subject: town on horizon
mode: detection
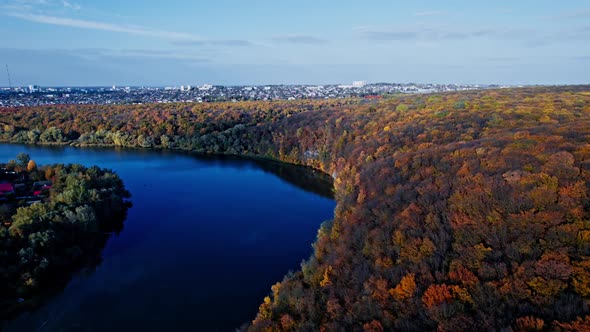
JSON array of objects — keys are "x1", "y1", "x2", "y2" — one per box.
[{"x1": 1, "y1": 81, "x2": 509, "y2": 107}]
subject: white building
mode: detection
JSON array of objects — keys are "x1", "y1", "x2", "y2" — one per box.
[
  {"x1": 352, "y1": 81, "x2": 367, "y2": 88},
  {"x1": 338, "y1": 81, "x2": 367, "y2": 89}
]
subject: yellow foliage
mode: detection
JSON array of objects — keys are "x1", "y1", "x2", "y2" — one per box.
[
  {"x1": 573, "y1": 259, "x2": 590, "y2": 297},
  {"x1": 375, "y1": 256, "x2": 393, "y2": 269},
  {"x1": 419, "y1": 238, "x2": 436, "y2": 257},
  {"x1": 473, "y1": 243, "x2": 492, "y2": 256},
  {"x1": 320, "y1": 265, "x2": 333, "y2": 287},
  {"x1": 526, "y1": 277, "x2": 566, "y2": 298},
  {"x1": 27, "y1": 159, "x2": 37, "y2": 172},
  {"x1": 389, "y1": 273, "x2": 416, "y2": 301},
  {"x1": 578, "y1": 230, "x2": 590, "y2": 245},
  {"x1": 271, "y1": 282, "x2": 281, "y2": 300},
  {"x1": 450, "y1": 285, "x2": 474, "y2": 305},
  {"x1": 357, "y1": 188, "x2": 367, "y2": 204},
  {"x1": 254, "y1": 296, "x2": 274, "y2": 322},
  {"x1": 539, "y1": 115, "x2": 555, "y2": 124}
]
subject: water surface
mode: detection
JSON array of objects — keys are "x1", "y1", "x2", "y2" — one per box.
[{"x1": 0, "y1": 144, "x2": 335, "y2": 331}]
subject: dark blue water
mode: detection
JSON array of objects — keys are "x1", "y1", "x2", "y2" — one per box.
[{"x1": 0, "y1": 144, "x2": 335, "y2": 331}]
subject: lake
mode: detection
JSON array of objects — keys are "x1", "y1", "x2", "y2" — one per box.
[{"x1": 0, "y1": 144, "x2": 335, "y2": 331}]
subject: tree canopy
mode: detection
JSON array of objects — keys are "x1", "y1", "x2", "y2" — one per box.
[
  {"x1": 1, "y1": 86, "x2": 590, "y2": 330},
  {"x1": 0, "y1": 156, "x2": 130, "y2": 320}
]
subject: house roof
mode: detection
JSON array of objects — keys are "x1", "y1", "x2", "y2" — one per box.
[{"x1": 0, "y1": 183, "x2": 14, "y2": 192}]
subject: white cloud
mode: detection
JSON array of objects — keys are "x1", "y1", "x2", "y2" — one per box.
[
  {"x1": 75, "y1": 48, "x2": 212, "y2": 62},
  {"x1": 2, "y1": 0, "x2": 48, "y2": 11},
  {"x1": 3, "y1": 4, "x2": 254, "y2": 47},
  {"x1": 270, "y1": 34, "x2": 329, "y2": 44},
  {"x1": 6, "y1": 12, "x2": 204, "y2": 41},
  {"x1": 62, "y1": 1, "x2": 81, "y2": 10}
]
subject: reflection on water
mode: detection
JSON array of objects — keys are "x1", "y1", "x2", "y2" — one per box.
[{"x1": 0, "y1": 144, "x2": 335, "y2": 332}]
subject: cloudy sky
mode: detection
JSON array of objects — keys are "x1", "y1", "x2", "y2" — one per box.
[{"x1": 1, "y1": 0, "x2": 589, "y2": 86}]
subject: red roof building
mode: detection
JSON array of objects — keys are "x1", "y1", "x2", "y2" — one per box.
[{"x1": 0, "y1": 183, "x2": 14, "y2": 194}]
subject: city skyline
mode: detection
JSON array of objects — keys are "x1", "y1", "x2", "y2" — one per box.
[{"x1": 1, "y1": 0, "x2": 589, "y2": 86}]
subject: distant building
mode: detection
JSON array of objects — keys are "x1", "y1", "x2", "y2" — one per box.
[{"x1": 339, "y1": 81, "x2": 367, "y2": 89}]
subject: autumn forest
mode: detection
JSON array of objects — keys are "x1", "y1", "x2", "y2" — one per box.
[{"x1": 1, "y1": 86, "x2": 590, "y2": 331}]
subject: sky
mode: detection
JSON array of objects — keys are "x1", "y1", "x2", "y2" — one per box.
[{"x1": 0, "y1": 0, "x2": 589, "y2": 86}]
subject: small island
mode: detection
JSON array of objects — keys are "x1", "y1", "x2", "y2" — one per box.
[{"x1": 0, "y1": 153, "x2": 130, "y2": 319}]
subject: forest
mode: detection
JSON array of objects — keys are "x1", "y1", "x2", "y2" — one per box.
[
  {"x1": 0, "y1": 86, "x2": 590, "y2": 330},
  {"x1": 0, "y1": 154, "x2": 130, "y2": 320}
]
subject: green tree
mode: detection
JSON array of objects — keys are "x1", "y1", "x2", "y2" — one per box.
[
  {"x1": 27, "y1": 129, "x2": 41, "y2": 144},
  {"x1": 16, "y1": 153, "x2": 31, "y2": 168},
  {"x1": 396, "y1": 103, "x2": 409, "y2": 112},
  {"x1": 40, "y1": 127, "x2": 64, "y2": 142},
  {"x1": 160, "y1": 134, "x2": 171, "y2": 148}
]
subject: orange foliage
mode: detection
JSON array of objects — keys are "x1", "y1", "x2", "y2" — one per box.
[
  {"x1": 422, "y1": 284, "x2": 453, "y2": 308},
  {"x1": 3, "y1": 87, "x2": 590, "y2": 330},
  {"x1": 515, "y1": 316, "x2": 545, "y2": 331},
  {"x1": 389, "y1": 273, "x2": 416, "y2": 301}
]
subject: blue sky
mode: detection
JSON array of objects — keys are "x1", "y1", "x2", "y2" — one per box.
[{"x1": 1, "y1": 0, "x2": 589, "y2": 86}]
